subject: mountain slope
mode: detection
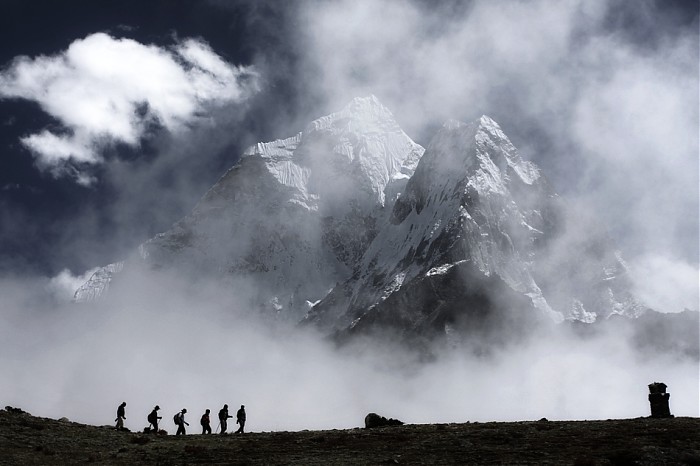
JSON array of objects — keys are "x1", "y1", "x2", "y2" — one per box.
[
  {"x1": 74, "y1": 96, "x2": 645, "y2": 341},
  {"x1": 304, "y1": 116, "x2": 645, "y2": 343},
  {"x1": 75, "y1": 96, "x2": 424, "y2": 320}
]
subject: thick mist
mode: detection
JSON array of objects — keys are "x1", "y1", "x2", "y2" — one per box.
[
  {"x1": 0, "y1": 0, "x2": 697, "y2": 434},
  {"x1": 285, "y1": 0, "x2": 699, "y2": 313},
  {"x1": 1, "y1": 269, "x2": 696, "y2": 433}
]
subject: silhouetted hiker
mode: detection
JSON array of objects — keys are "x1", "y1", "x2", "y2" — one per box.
[
  {"x1": 201, "y1": 409, "x2": 212, "y2": 434},
  {"x1": 115, "y1": 402, "x2": 126, "y2": 431},
  {"x1": 148, "y1": 406, "x2": 161, "y2": 433},
  {"x1": 235, "y1": 405, "x2": 246, "y2": 434},
  {"x1": 174, "y1": 408, "x2": 189, "y2": 435},
  {"x1": 219, "y1": 404, "x2": 232, "y2": 434}
]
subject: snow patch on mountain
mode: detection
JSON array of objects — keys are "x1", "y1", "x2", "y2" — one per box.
[{"x1": 73, "y1": 262, "x2": 124, "y2": 303}]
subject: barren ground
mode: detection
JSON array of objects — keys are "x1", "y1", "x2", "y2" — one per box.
[{"x1": 1, "y1": 409, "x2": 699, "y2": 465}]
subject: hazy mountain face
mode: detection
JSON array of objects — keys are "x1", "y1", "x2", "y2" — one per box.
[{"x1": 75, "y1": 96, "x2": 645, "y2": 344}]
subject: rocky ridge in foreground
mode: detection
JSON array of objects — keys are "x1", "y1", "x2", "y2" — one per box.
[{"x1": 1, "y1": 408, "x2": 699, "y2": 465}]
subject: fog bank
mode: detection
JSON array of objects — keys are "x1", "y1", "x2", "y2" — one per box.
[{"x1": 1, "y1": 270, "x2": 696, "y2": 433}]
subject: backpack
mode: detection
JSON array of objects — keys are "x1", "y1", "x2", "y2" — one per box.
[
  {"x1": 201, "y1": 414, "x2": 208, "y2": 425},
  {"x1": 173, "y1": 413, "x2": 181, "y2": 425},
  {"x1": 148, "y1": 411, "x2": 156, "y2": 424}
]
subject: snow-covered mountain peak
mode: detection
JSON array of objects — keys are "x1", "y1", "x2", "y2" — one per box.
[
  {"x1": 242, "y1": 134, "x2": 302, "y2": 160},
  {"x1": 75, "y1": 98, "x2": 645, "y2": 337},
  {"x1": 88, "y1": 97, "x2": 427, "y2": 319},
  {"x1": 306, "y1": 95, "x2": 399, "y2": 135},
  {"x1": 240, "y1": 95, "x2": 423, "y2": 211},
  {"x1": 224, "y1": 96, "x2": 424, "y2": 215},
  {"x1": 477, "y1": 114, "x2": 501, "y2": 131},
  {"x1": 474, "y1": 115, "x2": 541, "y2": 186},
  {"x1": 241, "y1": 95, "x2": 402, "y2": 160},
  {"x1": 420, "y1": 115, "x2": 541, "y2": 197}
]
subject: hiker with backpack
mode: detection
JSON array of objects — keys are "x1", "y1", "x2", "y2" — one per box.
[
  {"x1": 201, "y1": 409, "x2": 212, "y2": 434},
  {"x1": 235, "y1": 405, "x2": 246, "y2": 434},
  {"x1": 218, "y1": 404, "x2": 232, "y2": 434},
  {"x1": 174, "y1": 408, "x2": 189, "y2": 435},
  {"x1": 147, "y1": 405, "x2": 162, "y2": 433},
  {"x1": 115, "y1": 402, "x2": 126, "y2": 431}
]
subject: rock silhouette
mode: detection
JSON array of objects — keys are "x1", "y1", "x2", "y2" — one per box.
[
  {"x1": 364, "y1": 412, "x2": 403, "y2": 428},
  {"x1": 648, "y1": 382, "x2": 673, "y2": 418}
]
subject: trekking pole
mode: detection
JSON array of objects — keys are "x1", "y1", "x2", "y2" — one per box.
[{"x1": 215, "y1": 421, "x2": 221, "y2": 433}]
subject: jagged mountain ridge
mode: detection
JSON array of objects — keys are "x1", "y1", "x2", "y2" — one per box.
[
  {"x1": 75, "y1": 96, "x2": 424, "y2": 318},
  {"x1": 74, "y1": 96, "x2": 645, "y2": 339},
  {"x1": 304, "y1": 116, "x2": 644, "y2": 342}
]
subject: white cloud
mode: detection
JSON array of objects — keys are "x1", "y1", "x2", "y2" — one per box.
[
  {"x1": 293, "y1": 0, "x2": 698, "y2": 310},
  {"x1": 21, "y1": 130, "x2": 95, "y2": 164},
  {"x1": 299, "y1": 0, "x2": 602, "y2": 137},
  {"x1": 629, "y1": 254, "x2": 699, "y2": 313},
  {"x1": 0, "y1": 33, "x2": 259, "y2": 183},
  {"x1": 1, "y1": 269, "x2": 697, "y2": 430}
]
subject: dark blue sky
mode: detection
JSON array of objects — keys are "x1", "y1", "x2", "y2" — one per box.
[{"x1": 0, "y1": 0, "x2": 697, "y2": 280}]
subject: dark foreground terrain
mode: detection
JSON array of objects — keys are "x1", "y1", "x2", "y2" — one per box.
[{"x1": 1, "y1": 408, "x2": 699, "y2": 465}]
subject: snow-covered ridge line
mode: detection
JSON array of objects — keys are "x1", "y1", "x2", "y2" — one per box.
[
  {"x1": 73, "y1": 96, "x2": 645, "y2": 341},
  {"x1": 307, "y1": 107, "x2": 644, "y2": 336},
  {"x1": 74, "y1": 96, "x2": 425, "y2": 314},
  {"x1": 72, "y1": 262, "x2": 124, "y2": 303}
]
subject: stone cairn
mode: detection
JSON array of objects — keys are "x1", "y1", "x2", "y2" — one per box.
[{"x1": 648, "y1": 382, "x2": 673, "y2": 418}]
